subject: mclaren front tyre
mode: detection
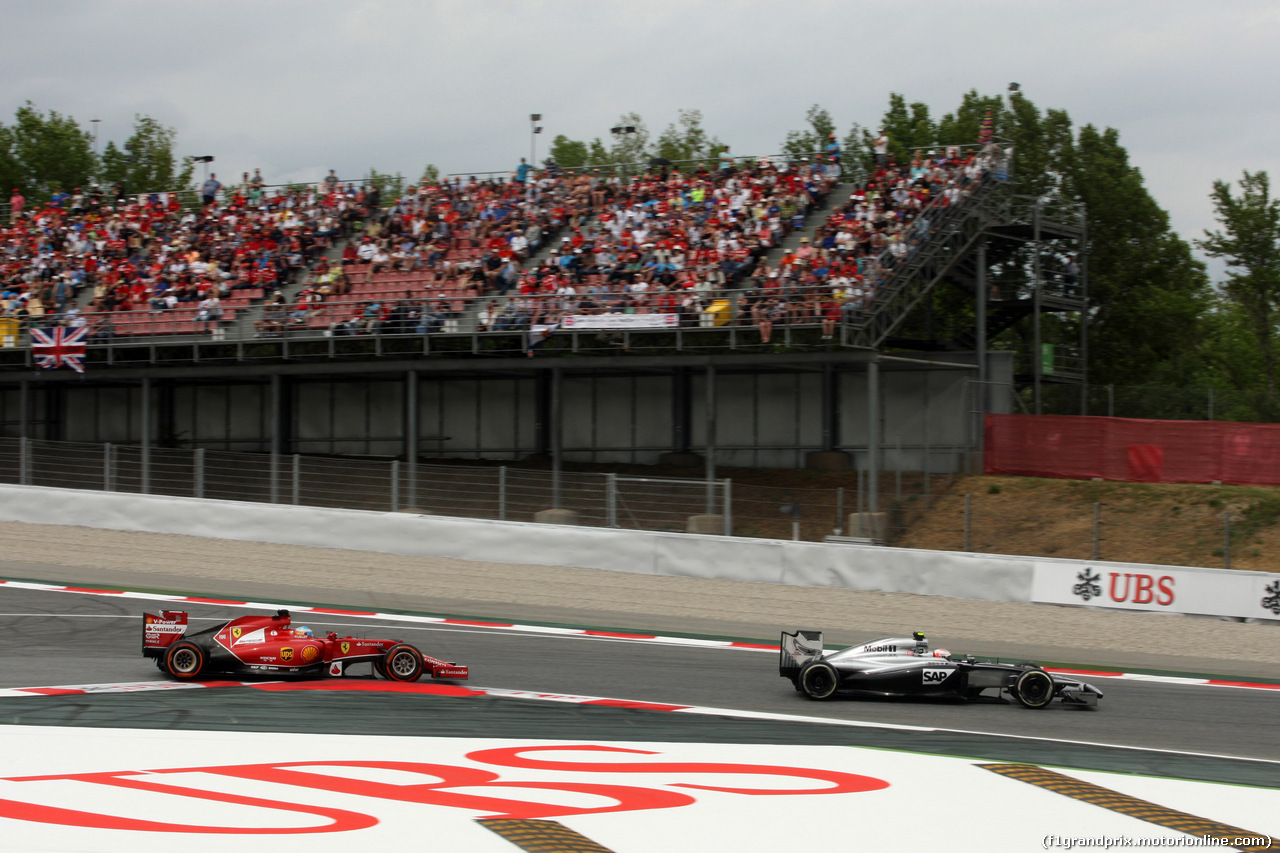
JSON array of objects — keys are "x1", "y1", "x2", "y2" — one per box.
[
  {"x1": 798, "y1": 662, "x2": 840, "y2": 700},
  {"x1": 1012, "y1": 668, "x2": 1055, "y2": 709}
]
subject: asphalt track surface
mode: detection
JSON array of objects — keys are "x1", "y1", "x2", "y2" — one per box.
[{"x1": 2, "y1": 584, "x2": 1278, "y2": 790}]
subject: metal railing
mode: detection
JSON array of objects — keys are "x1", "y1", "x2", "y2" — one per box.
[
  {"x1": 446, "y1": 150, "x2": 859, "y2": 183},
  {"x1": 0, "y1": 284, "x2": 872, "y2": 364}
]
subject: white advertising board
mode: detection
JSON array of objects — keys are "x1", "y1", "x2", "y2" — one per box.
[
  {"x1": 1032, "y1": 561, "x2": 1280, "y2": 620},
  {"x1": 560, "y1": 313, "x2": 678, "y2": 330}
]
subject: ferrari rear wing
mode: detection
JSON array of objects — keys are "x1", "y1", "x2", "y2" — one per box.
[
  {"x1": 779, "y1": 629, "x2": 824, "y2": 679},
  {"x1": 142, "y1": 611, "x2": 188, "y2": 655}
]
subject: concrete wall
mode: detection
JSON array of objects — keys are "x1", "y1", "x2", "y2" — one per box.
[
  {"x1": 0, "y1": 354, "x2": 1010, "y2": 469},
  {"x1": 2, "y1": 483, "x2": 1274, "y2": 622}
]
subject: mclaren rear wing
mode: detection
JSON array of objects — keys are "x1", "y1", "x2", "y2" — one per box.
[{"x1": 779, "y1": 629, "x2": 824, "y2": 679}]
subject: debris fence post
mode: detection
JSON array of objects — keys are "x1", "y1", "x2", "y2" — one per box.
[
  {"x1": 1224, "y1": 512, "x2": 1231, "y2": 570},
  {"x1": 390, "y1": 460, "x2": 400, "y2": 512},
  {"x1": 103, "y1": 442, "x2": 113, "y2": 491},
  {"x1": 963, "y1": 493, "x2": 972, "y2": 552},
  {"x1": 194, "y1": 448, "x2": 205, "y2": 499},
  {"x1": 1091, "y1": 501, "x2": 1101, "y2": 561},
  {"x1": 498, "y1": 466, "x2": 507, "y2": 521},
  {"x1": 722, "y1": 478, "x2": 732, "y2": 536},
  {"x1": 835, "y1": 486, "x2": 844, "y2": 536},
  {"x1": 292, "y1": 454, "x2": 301, "y2": 505},
  {"x1": 605, "y1": 473, "x2": 618, "y2": 528}
]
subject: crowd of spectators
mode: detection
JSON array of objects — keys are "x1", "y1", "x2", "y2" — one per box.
[
  {"x1": 1, "y1": 173, "x2": 373, "y2": 337},
  {"x1": 454, "y1": 143, "x2": 1001, "y2": 341},
  {"x1": 2, "y1": 140, "x2": 1003, "y2": 345},
  {"x1": 319, "y1": 153, "x2": 841, "y2": 337}
]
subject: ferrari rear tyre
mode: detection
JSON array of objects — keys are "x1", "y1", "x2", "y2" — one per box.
[
  {"x1": 165, "y1": 642, "x2": 206, "y2": 680},
  {"x1": 383, "y1": 643, "x2": 424, "y2": 683},
  {"x1": 1013, "y1": 668, "x2": 1054, "y2": 709},
  {"x1": 799, "y1": 662, "x2": 839, "y2": 700}
]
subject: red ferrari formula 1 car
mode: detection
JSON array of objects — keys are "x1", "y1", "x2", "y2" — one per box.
[{"x1": 142, "y1": 609, "x2": 468, "y2": 683}]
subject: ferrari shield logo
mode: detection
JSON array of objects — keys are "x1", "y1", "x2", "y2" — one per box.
[
  {"x1": 340, "y1": 642, "x2": 351, "y2": 655},
  {"x1": 280, "y1": 647, "x2": 294, "y2": 662},
  {"x1": 231, "y1": 626, "x2": 242, "y2": 641}
]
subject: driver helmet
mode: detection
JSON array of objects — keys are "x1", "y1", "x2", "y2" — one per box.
[
  {"x1": 933, "y1": 648, "x2": 951, "y2": 659},
  {"x1": 293, "y1": 626, "x2": 314, "y2": 638}
]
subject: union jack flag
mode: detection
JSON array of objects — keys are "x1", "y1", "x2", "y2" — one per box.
[{"x1": 30, "y1": 326, "x2": 87, "y2": 373}]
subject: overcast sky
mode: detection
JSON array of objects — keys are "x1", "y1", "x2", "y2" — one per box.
[{"x1": 4, "y1": 0, "x2": 1277, "y2": 282}]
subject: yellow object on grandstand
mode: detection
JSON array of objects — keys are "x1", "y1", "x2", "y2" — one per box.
[
  {"x1": 0, "y1": 317, "x2": 18, "y2": 348},
  {"x1": 703, "y1": 299, "x2": 731, "y2": 327}
]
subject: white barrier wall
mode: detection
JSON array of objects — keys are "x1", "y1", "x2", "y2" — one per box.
[{"x1": 0, "y1": 484, "x2": 1275, "y2": 621}]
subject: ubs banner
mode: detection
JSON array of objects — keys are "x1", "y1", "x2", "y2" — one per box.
[{"x1": 1032, "y1": 561, "x2": 1280, "y2": 621}]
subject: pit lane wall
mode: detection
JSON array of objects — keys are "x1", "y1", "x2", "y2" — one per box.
[{"x1": 1, "y1": 484, "x2": 1277, "y2": 622}]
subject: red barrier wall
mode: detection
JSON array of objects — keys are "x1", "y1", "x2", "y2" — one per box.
[{"x1": 984, "y1": 414, "x2": 1280, "y2": 486}]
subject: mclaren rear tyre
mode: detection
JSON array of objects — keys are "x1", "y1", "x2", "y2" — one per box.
[
  {"x1": 1012, "y1": 668, "x2": 1055, "y2": 709},
  {"x1": 799, "y1": 662, "x2": 840, "y2": 700},
  {"x1": 383, "y1": 643, "x2": 425, "y2": 683},
  {"x1": 165, "y1": 642, "x2": 206, "y2": 681}
]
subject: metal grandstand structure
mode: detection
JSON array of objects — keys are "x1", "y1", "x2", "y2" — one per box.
[{"x1": 0, "y1": 145, "x2": 1082, "y2": 496}]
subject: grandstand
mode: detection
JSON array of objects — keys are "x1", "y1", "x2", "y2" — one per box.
[{"x1": 0, "y1": 141, "x2": 1083, "y2": 532}]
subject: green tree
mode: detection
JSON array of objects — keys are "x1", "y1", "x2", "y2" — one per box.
[
  {"x1": 886, "y1": 90, "x2": 1213, "y2": 398},
  {"x1": 841, "y1": 122, "x2": 873, "y2": 174},
  {"x1": 365, "y1": 168, "x2": 405, "y2": 201},
  {"x1": 1197, "y1": 171, "x2": 1280, "y2": 412},
  {"x1": 781, "y1": 104, "x2": 836, "y2": 160},
  {"x1": 548, "y1": 134, "x2": 589, "y2": 168},
  {"x1": 607, "y1": 112, "x2": 650, "y2": 166},
  {"x1": 99, "y1": 115, "x2": 192, "y2": 195},
  {"x1": 654, "y1": 109, "x2": 721, "y2": 165},
  {"x1": 877, "y1": 94, "x2": 938, "y2": 164},
  {"x1": 420, "y1": 163, "x2": 441, "y2": 185},
  {"x1": 936, "y1": 90, "x2": 1005, "y2": 149},
  {"x1": 0, "y1": 124, "x2": 21, "y2": 200},
  {"x1": 586, "y1": 137, "x2": 610, "y2": 167},
  {"x1": 7, "y1": 102, "x2": 95, "y2": 199}
]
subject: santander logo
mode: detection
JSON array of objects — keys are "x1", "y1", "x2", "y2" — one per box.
[{"x1": 1106, "y1": 572, "x2": 1175, "y2": 606}]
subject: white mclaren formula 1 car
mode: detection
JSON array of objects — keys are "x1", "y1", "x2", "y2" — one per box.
[{"x1": 780, "y1": 630, "x2": 1103, "y2": 708}]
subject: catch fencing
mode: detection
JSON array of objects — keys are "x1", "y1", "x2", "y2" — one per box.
[{"x1": 0, "y1": 434, "x2": 1261, "y2": 571}]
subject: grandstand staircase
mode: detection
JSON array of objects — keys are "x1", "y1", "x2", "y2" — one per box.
[{"x1": 840, "y1": 173, "x2": 1013, "y2": 350}]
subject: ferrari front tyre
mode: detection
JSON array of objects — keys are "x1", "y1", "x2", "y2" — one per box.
[
  {"x1": 1013, "y1": 668, "x2": 1054, "y2": 709},
  {"x1": 799, "y1": 662, "x2": 839, "y2": 700},
  {"x1": 373, "y1": 659, "x2": 389, "y2": 679},
  {"x1": 383, "y1": 643, "x2": 424, "y2": 683},
  {"x1": 165, "y1": 642, "x2": 206, "y2": 680}
]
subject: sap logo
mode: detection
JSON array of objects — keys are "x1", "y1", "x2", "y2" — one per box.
[
  {"x1": 922, "y1": 668, "x2": 950, "y2": 684},
  {"x1": 1107, "y1": 573, "x2": 1175, "y2": 606}
]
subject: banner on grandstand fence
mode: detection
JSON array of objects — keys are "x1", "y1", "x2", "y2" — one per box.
[
  {"x1": 30, "y1": 326, "x2": 87, "y2": 373},
  {"x1": 560, "y1": 313, "x2": 678, "y2": 330},
  {"x1": 527, "y1": 323, "x2": 558, "y2": 353}
]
